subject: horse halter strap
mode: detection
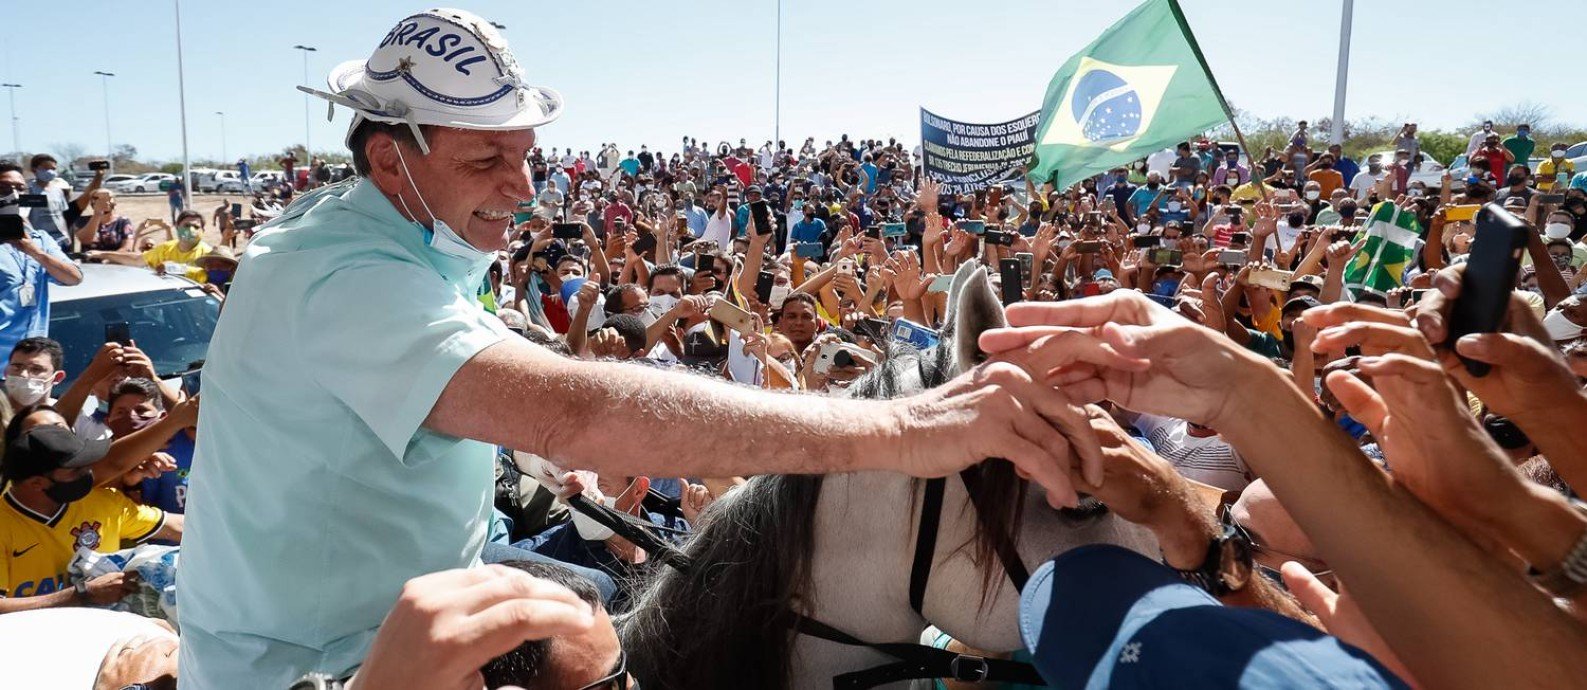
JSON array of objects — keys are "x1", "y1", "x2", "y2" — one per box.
[{"x1": 910, "y1": 469, "x2": 1032, "y2": 616}]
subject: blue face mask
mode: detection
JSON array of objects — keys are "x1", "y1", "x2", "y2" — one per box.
[
  {"x1": 206, "y1": 269, "x2": 233, "y2": 285},
  {"x1": 33, "y1": 169, "x2": 56, "y2": 184},
  {"x1": 391, "y1": 144, "x2": 494, "y2": 273},
  {"x1": 1152, "y1": 279, "x2": 1179, "y2": 297}
]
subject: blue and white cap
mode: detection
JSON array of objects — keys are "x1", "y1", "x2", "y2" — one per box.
[{"x1": 300, "y1": 8, "x2": 562, "y2": 155}]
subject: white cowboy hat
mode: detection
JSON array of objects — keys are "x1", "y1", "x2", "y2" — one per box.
[{"x1": 299, "y1": 8, "x2": 562, "y2": 155}]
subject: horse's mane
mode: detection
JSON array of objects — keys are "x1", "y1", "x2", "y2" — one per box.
[{"x1": 619, "y1": 263, "x2": 1040, "y2": 690}]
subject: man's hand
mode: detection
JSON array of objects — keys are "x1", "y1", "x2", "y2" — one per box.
[
  {"x1": 680, "y1": 482, "x2": 715, "y2": 523},
  {"x1": 123, "y1": 452, "x2": 178, "y2": 486},
  {"x1": 82, "y1": 571, "x2": 138, "y2": 606},
  {"x1": 889, "y1": 251, "x2": 930, "y2": 301},
  {"x1": 981, "y1": 291, "x2": 1258, "y2": 429},
  {"x1": 116, "y1": 344, "x2": 160, "y2": 382},
  {"x1": 1074, "y1": 407, "x2": 1211, "y2": 568},
  {"x1": 1280, "y1": 564, "x2": 1415, "y2": 686},
  {"x1": 350, "y1": 567, "x2": 595, "y2": 690},
  {"x1": 587, "y1": 328, "x2": 627, "y2": 359},
  {"x1": 93, "y1": 634, "x2": 178, "y2": 690}
]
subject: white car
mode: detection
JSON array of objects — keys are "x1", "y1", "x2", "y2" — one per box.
[
  {"x1": 48, "y1": 264, "x2": 219, "y2": 394},
  {"x1": 106, "y1": 173, "x2": 176, "y2": 194},
  {"x1": 1365, "y1": 150, "x2": 1447, "y2": 189},
  {"x1": 211, "y1": 170, "x2": 249, "y2": 193}
]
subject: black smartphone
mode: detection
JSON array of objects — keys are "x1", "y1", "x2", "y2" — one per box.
[
  {"x1": 755, "y1": 270, "x2": 775, "y2": 304},
  {"x1": 1131, "y1": 235, "x2": 1161, "y2": 248},
  {"x1": 0, "y1": 215, "x2": 23, "y2": 241},
  {"x1": 1230, "y1": 232, "x2": 1252, "y2": 245},
  {"x1": 18, "y1": 194, "x2": 48, "y2": 208},
  {"x1": 865, "y1": 225, "x2": 882, "y2": 240},
  {"x1": 1540, "y1": 193, "x2": 1566, "y2": 205},
  {"x1": 856, "y1": 317, "x2": 891, "y2": 345},
  {"x1": 749, "y1": 199, "x2": 773, "y2": 236},
  {"x1": 983, "y1": 229, "x2": 1015, "y2": 246},
  {"x1": 1149, "y1": 248, "x2": 1184, "y2": 266},
  {"x1": 230, "y1": 203, "x2": 242, "y2": 219},
  {"x1": 105, "y1": 321, "x2": 132, "y2": 346},
  {"x1": 999, "y1": 258, "x2": 1023, "y2": 305},
  {"x1": 552, "y1": 222, "x2": 583, "y2": 240},
  {"x1": 1447, "y1": 203, "x2": 1529, "y2": 377},
  {"x1": 88, "y1": 160, "x2": 110, "y2": 172},
  {"x1": 631, "y1": 232, "x2": 657, "y2": 255}
]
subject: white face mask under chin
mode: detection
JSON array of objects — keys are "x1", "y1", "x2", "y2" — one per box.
[{"x1": 391, "y1": 144, "x2": 493, "y2": 264}]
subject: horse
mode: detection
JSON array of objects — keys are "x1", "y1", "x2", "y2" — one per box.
[{"x1": 619, "y1": 262, "x2": 1160, "y2": 690}]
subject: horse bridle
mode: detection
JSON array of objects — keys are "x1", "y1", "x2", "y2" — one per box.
[{"x1": 568, "y1": 468, "x2": 1049, "y2": 689}]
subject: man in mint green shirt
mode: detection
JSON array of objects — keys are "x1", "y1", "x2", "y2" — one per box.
[
  {"x1": 1502, "y1": 125, "x2": 1536, "y2": 169},
  {"x1": 178, "y1": 10, "x2": 1108, "y2": 689}
]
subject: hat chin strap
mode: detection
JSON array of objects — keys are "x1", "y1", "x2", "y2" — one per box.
[{"x1": 299, "y1": 85, "x2": 432, "y2": 155}]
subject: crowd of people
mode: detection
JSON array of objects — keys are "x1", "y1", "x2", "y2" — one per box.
[{"x1": 2, "y1": 7, "x2": 1586, "y2": 688}]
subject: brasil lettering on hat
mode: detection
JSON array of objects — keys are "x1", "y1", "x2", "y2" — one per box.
[{"x1": 377, "y1": 20, "x2": 487, "y2": 75}]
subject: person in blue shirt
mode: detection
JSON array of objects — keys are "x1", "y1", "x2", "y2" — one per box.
[
  {"x1": 680, "y1": 194, "x2": 709, "y2": 238},
  {"x1": 790, "y1": 205, "x2": 827, "y2": 245},
  {"x1": 0, "y1": 163, "x2": 84, "y2": 359},
  {"x1": 860, "y1": 155, "x2": 879, "y2": 195},
  {"x1": 1328, "y1": 144, "x2": 1359, "y2": 190},
  {"x1": 733, "y1": 185, "x2": 764, "y2": 237},
  {"x1": 97, "y1": 378, "x2": 197, "y2": 517},
  {"x1": 618, "y1": 151, "x2": 640, "y2": 177},
  {"x1": 1126, "y1": 171, "x2": 1170, "y2": 221}
]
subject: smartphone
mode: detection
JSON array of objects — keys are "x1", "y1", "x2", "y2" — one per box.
[
  {"x1": 959, "y1": 220, "x2": 986, "y2": 235},
  {"x1": 1148, "y1": 248, "x2": 1183, "y2": 266},
  {"x1": 1449, "y1": 179, "x2": 1468, "y2": 193},
  {"x1": 1131, "y1": 235, "x2": 1161, "y2": 248},
  {"x1": 1447, "y1": 204, "x2": 1529, "y2": 377},
  {"x1": 230, "y1": 203, "x2": 243, "y2": 219},
  {"x1": 795, "y1": 242, "x2": 824, "y2": 259},
  {"x1": 1218, "y1": 249, "x2": 1246, "y2": 267},
  {"x1": 983, "y1": 229, "x2": 1015, "y2": 246},
  {"x1": 552, "y1": 222, "x2": 583, "y2": 240},
  {"x1": 754, "y1": 270, "x2": 775, "y2": 304},
  {"x1": 1330, "y1": 228, "x2": 1356, "y2": 242},
  {"x1": 88, "y1": 160, "x2": 110, "y2": 172},
  {"x1": 105, "y1": 321, "x2": 132, "y2": 346},
  {"x1": 1230, "y1": 232, "x2": 1252, "y2": 246},
  {"x1": 1445, "y1": 205, "x2": 1480, "y2": 222},
  {"x1": 708, "y1": 299, "x2": 757, "y2": 336},
  {"x1": 813, "y1": 342, "x2": 874, "y2": 375},
  {"x1": 999, "y1": 258, "x2": 1023, "y2": 305},
  {"x1": 1015, "y1": 251, "x2": 1034, "y2": 284},
  {"x1": 927, "y1": 274, "x2": 954, "y2": 293},
  {"x1": 1084, "y1": 211, "x2": 1103, "y2": 225},
  {"x1": 1408, "y1": 289, "x2": 1429, "y2": 304},
  {"x1": 881, "y1": 222, "x2": 907, "y2": 239},
  {"x1": 749, "y1": 199, "x2": 773, "y2": 236},
  {"x1": 18, "y1": 194, "x2": 48, "y2": 208},
  {"x1": 0, "y1": 215, "x2": 23, "y2": 241},
  {"x1": 864, "y1": 225, "x2": 882, "y2": 240},
  {"x1": 891, "y1": 318, "x2": 941, "y2": 350},
  {"x1": 1539, "y1": 193, "x2": 1566, "y2": 205},
  {"x1": 1075, "y1": 240, "x2": 1105, "y2": 254},
  {"x1": 631, "y1": 232, "x2": 657, "y2": 255},
  {"x1": 1248, "y1": 268, "x2": 1295, "y2": 291}
]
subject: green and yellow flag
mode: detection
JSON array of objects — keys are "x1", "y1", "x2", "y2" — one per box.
[
  {"x1": 1028, "y1": 0, "x2": 1230, "y2": 190},
  {"x1": 1344, "y1": 202, "x2": 1422, "y2": 296}
]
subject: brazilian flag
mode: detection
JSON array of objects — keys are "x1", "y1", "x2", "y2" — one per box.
[{"x1": 1028, "y1": 0, "x2": 1230, "y2": 190}]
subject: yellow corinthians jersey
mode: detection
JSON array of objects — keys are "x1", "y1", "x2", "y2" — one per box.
[{"x1": 0, "y1": 487, "x2": 165, "y2": 598}]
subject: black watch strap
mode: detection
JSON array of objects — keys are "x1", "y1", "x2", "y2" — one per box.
[
  {"x1": 1171, "y1": 524, "x2": 1252, "y2": 596},
  {"x1": 288, "y1": 672, "x2": 344, "y2": 690}
]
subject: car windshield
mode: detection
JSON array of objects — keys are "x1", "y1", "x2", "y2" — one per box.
[{"x1": 49, "y1": 287, "x2": 220, "y2": 392}]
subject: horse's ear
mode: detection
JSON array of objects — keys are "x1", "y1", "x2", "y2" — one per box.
[{"x1": 947, "y1": 262, "x2": 1006, "y2": 375}]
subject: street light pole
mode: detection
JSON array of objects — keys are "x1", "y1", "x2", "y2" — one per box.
[
  {"x1": 1, "y1": 83, "x2": 19, "y2": 160},
  {"x1": 216, "y1": 111, "x2": 227, "y2": 164},
  {"x1": 1330, "y1": 0, "x2": 1354, "y2": 145},
  {"x1": 174, "y1": 0, "x2": 192, "y2": 206},
  {"x1": 774, "y1": 0, "x2": 781, "y2": 151},
  {"x1": 93, "y1": 71, "x2": 115, "y2": 173},
  {"x1": 294, "y1": 45, "x2": 317, "y2": 171}
]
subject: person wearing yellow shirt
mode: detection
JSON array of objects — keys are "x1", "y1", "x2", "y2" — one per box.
[
  {"x1": 84, "y1": 209, "x2": 214, "y2": 283},
  {"x1": 0, "y1": 411, "x2": 181, "y2": 614},
  {"x1": 1539, "y1": 143, "x2": 1577, "y2": 191}
]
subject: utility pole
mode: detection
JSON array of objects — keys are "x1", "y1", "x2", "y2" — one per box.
[
  {"x1": 93, "y1": 71, "x2": 115, "y2": 173},
  {"x1": 1330, "y1": 0, "x2": 1355, "y2": 145},
  {"x1": 294, "y1": 45, "x2": 317, "y2": 169}
]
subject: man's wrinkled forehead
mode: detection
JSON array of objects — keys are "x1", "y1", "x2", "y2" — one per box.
[{"x1": 423, "y1": 126, "x2": 537, "y2": 158}]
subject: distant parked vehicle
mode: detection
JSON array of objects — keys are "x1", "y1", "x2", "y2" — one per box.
[{"x1": 107, "y1": 173, "x2": 175, "y2": 194}]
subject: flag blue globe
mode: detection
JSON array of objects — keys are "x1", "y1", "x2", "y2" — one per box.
[{"x1": 1069, "y1": 69, "x2": 1143, "y2": 143}]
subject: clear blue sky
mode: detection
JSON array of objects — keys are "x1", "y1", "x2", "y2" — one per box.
[{"x1": 4, "y1": 0, "x2": 1581, "y2": 164}]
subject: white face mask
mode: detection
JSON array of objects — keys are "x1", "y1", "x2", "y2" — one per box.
[
  {"x1": 1554, "y1": 150, "x2": 1566, "y2": 159},
  {"x1": 647, "y1": 293, "x2": 680, "y2": 320},
  {"x1": 1545, "y1": 222, "x2": 1573, "y2": 240},
  {"x1": 769, "y1": 283, "x2": 791, "y2": 309},
  {"x1": 1305, "y1": 190, "x2": 1321, "y2": 201},
  {"x1": 1544, "y1": 309, "x2": 1584, "y2": 342},
  {"x1": 392, "y1": 144, "x2": 493, "y2": 266},
  {"x1": 5, "y1": 375, "x2": 51, "y2": 406},
  {"x1": 1136, "y1": 222, "x2": 1151, "y2": 234},
  {"x1": 1166, "y1": 201, "x2": 1182, "y2": 212}
]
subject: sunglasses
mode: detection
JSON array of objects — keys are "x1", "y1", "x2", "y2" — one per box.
[{"x1": 577, "y1": 650, "x2": 634, "y2": 690}]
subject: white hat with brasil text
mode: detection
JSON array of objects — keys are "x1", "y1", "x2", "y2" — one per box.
[{"x1": 299, "y1": 8, "x2": 562, "y2": 154}]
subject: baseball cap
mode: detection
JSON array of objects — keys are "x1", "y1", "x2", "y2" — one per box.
[
  {"x1": 745, "y1": 185, "x2": 764, "y2": 195},
  {"x1": 2, "y1": 425, "x2": 110, "y2": 482},
  {"x1": 1289, "y1": 274, "x2": 1325, "y2": 294},
  {"x1": 1093, "y1": 268, "x2": 1116, "y2": 282},
  {"x1": 1284, "y1": 294, "x2": 1323, "y2": 314},
  {"x1": 300, "y1": 8, "x2": 563, "y2": 155},
  {"x1": 1019, "y1": 545, "x2": 1409, "y2": 689}
]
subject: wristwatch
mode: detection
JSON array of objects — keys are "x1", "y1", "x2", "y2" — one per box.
[
  {"x1": 1530, "y1": 499, "x2": 1587, "y2": 598},
  {"x1": 73, "y1": 580, "x2": 89, "y2": 602},
  {"x1": 1172, "y1": 522, "x2": 1254, "y2": 596},
  {"x1": 288, "y1": 673, "x2": 346, "y2": 690}
]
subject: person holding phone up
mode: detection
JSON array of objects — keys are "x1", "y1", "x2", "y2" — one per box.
[{"x1": 0, "y1": 163, "x2": 83, "y2": 360}]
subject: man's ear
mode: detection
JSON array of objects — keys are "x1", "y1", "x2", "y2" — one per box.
[
  {"x1": 50, "y1": 371, "x2": 65, "y2": 386},
  {"x1": 365, "y1": 133, "x2": 405, "y2": 193}
]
